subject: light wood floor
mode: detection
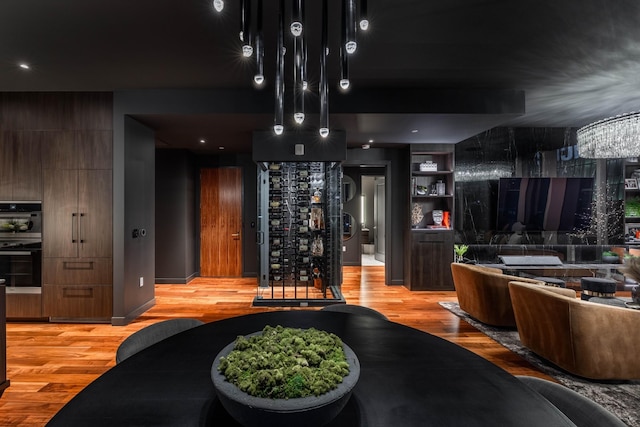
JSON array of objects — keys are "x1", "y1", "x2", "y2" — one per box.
[{"x1": 1, "y1": 266, "x2": 552, "y2": 426}]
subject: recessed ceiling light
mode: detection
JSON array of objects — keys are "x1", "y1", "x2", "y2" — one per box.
[
  {"x1": 199, "y1": 139, "x2": 206, "y2": 144},
  {"x1": 18, "y1": 63, "x2": 30, "y2": 70},
  {"x1": 411, "y1": 129, "x2": 419, "y2": 133},
  {"x1": 368, "y1": 139, "x2": 374, "y2": 143},
  {"x1": 218, "y1": 146, "x2": 225, "y2": 150}
]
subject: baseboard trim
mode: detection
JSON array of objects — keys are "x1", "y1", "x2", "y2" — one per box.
[{"x1": 111, "y1": 297, "x2": 156, "y2": 326}]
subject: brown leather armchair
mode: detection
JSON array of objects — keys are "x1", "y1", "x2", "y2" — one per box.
[
  {"x1": 450, "y1": 263, "x2": 545, "y2": 327},
  {"x1": 509, "y1": 281, "x2": 640, "y2": 380}
]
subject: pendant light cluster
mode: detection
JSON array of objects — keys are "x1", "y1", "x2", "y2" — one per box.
[{"x1": 213, "y1": 0, "x2": 369, "y2": 138}]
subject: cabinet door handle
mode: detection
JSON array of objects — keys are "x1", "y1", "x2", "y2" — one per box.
[
  {"x1": 79, "y1": 213, "x2": 85, "y2": 243},
  {"x1": 71, "y1": 213, "x2": 77, "y2": 243},
  {"x1": 231, "y1": 232, "x2": 240, "y2": 239}
]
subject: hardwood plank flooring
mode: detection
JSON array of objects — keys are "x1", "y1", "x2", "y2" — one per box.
[{"x1": 1, "y1": 266, "x2": 552, "y2": 426}]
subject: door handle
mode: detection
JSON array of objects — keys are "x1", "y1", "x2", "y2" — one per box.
[
  {"x1": 79, "y1": 213, "x2": 85, "y2": 243},
  {"x1": 231, "y1": 232, "x2": 240, "y2": 239},
  {"x1": 71, "y1": 213, "x2": 77, "y2": 243}
]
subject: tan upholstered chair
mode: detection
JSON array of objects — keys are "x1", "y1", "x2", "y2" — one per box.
[
  {"x1": 509, "y1": 281, "x2": 640, "y2": 380},
  {"x1": 450, "y1": 263, "x2": 545, "y2": 327}
]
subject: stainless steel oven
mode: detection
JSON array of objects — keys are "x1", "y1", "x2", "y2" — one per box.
[{"x1": 0, "y1": 202, "x2": 42, "y2": 293}]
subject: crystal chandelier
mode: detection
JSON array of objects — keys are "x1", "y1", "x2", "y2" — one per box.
[
  {"x1": 576, "y1": 112, "x2": 640, "y2": 158},
  {"x1": 212, "y1": 0, "x2": 369, "y2": 138}
]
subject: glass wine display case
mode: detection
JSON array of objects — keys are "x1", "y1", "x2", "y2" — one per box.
[{"x1": 255, "y1": 161, "x2": 344, "y2": 306}]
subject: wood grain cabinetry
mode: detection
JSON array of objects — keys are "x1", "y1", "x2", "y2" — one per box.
[
  {"x1": 407, "y1": 146, "x2": 455, "y2": 290},
  {"x1": 0, "y1": 131, "x2": 43, "y2": 201},
  {"x1": 409, "y1": 231, "x2": 454, "y2": 290},
  {"x1": 42, "y1": 131, "x2": 112, "y2": 322}
]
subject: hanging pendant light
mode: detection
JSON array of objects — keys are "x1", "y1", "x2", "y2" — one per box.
[
  {"x1": 319, "y1": 0, "x2": 329, "y2": 138},
  {"x1": 344, "y1": 0, "x2": 357, "y2": 54},
  {"x1": 274, "y1": 0, "x2": 285, "y2": 135},
  {"x1": 240, "y1": 0, "x2": 253, "y2": 57},
  {"x1": 213, "y1": 0, "x2": 370, "y2": 137},
  {"x1": 577, "y1": 112, "x2": 640, "y2": 158},
  {"x1": 359, "y1": 0, "x2": 369, "y2": 30},
  {"x1": 254, "y1": 0, "x2": 264, "y2": 85},
  {"x1": 293, "y1": 0, "x2": 305, "y2": 124}
]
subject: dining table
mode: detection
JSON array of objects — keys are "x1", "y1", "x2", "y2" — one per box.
[{"x1": 46, "y1": 310, "x2": 575, "y2": 426}]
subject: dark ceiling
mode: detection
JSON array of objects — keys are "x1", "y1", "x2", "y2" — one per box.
[{"x1": 2, "y1": 0, "x2": 639, "y2": 153}]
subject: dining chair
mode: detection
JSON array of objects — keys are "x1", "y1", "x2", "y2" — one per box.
[
  {"x1": 116, "y1": 318, "x2": 204, "y2": 363},
  {"x1": 516, "y1": 376, "x2": 627, "y2": 427}
]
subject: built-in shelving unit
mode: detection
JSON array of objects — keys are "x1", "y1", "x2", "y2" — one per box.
[
  {"x1": 406, "y1": 146, "x2": 455, "y2": 290},
  {"x1": 624, "y1": 159, "x2": 640, "y2": 243}
]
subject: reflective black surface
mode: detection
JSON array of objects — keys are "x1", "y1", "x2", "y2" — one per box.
[{"x1": 47, "y1": 311, "x2": 574, "y2": 427}]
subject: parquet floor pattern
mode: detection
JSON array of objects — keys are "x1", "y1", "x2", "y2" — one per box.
[{"x1": 1, "y1": 266, "x2": 550, "y2": 426}]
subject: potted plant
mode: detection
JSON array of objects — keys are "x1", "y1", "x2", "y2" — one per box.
[
  {"x1": 602, "y1": 250, "x2": 620, "y2": 263},
  {"x1": 454, "y1": 244, "x2": 469, "y2": 263},
  {"x1": 212, "y1": 325, "x2": 360, "y2": 427}
]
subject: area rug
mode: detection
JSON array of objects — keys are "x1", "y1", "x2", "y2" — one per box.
[{"x1": 439, "y1": 301, "x2": 639, "y2": 427}]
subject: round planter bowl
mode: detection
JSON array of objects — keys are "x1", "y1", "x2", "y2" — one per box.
[
  {"x1": 602, "y1": 255, "x2": 619, "y2": 264},
  {"x1": 211, "y1": 335, "x2": 360, "y2": 427}
]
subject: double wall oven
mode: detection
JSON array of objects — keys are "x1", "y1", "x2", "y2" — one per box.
[{"x1": 0, "y1": 202, "x2": 42, "y2": 294}]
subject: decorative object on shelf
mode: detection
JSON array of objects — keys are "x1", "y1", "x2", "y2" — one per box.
[
  {"x1": 436, "y1": 180, "x2": 445, "y2": 195},
  {"x1": 311, "y1": 235, "x2": 324, "y2": 256},
  {"x1": 577, "y1": 111, "x2": 640, "y2": 158},
  {"x1": 416, "y1": 185, "x2": 428, "y2": 195},
  {"x1": 626, "y1": 197, "x2": 640, "y2": 217},
  {"x1": 419, "y1": 161, "x2": 437, "y2": 172},
  {"x1": 432, "y1": 210, "x2": 443, "y2": 226},
  {"x1": 625, "y1": 178, "x2": 638, "y2": 190},
  {"x1": 212, "y1": 0, "x2": 370, "y2": 138},
  {"x1": 212, "y1": 325, "x2": 360, "y2": 427},
  {"x1": 453, "y1": 244, "x2": 468, "y2": 263},
  {"x1": 443, "y1": 211, "x2": 450, "y2": 228},
  {"x1": 411, "y1": 203, "x2": 424, "y2": 228}
]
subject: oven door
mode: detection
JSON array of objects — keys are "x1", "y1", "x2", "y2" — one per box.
[{"x1": 0, "y1": 249, "x2": 42, "y2": 293}]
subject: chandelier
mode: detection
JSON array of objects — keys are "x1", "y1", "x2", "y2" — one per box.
[
  {"x1": 212, "y1": 0, "x2": 369, "y2": 138},
  {"x1": 576, "y1": 112, "x2": 640, "y2": 158}
]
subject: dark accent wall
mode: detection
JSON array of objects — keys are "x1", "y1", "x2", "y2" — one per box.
[
  {"x1": 125, "y1": 117, "x2": 156, "y2": 313},
  {"x1": 156, "y1": 149, "x2": 196, "y2": 283}
]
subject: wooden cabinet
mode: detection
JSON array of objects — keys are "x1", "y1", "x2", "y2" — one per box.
[
  {"x1": 406, "y1": 146, "x2": 455, "y2": 290},
  {"x1": 42, "y1": 131, "x2": 112, "y2": 322},
  {"x1": 0, "y1": 131, "x2": 43, "y2": 201},
  {"x1": 409, "y1": 231, "x2": 454, "y2": 290}
]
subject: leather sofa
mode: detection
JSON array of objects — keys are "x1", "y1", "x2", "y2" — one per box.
[
  {"x1": 508, "y1": 281, "x2": 640, "y2": 380},
  {"x1": 450, "y1": 263, "x2": 546, "y2": 327}
]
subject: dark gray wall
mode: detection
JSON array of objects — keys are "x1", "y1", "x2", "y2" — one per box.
[
  {"x1": 112, "y1": 116, "x2": 156, "y2": 325},
  {"x1": 155, "y1": 149, "x2": 196, "y2": 283}
]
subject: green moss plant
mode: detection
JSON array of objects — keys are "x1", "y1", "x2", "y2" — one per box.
[{"x1": 218, "y1": 325, "x2": 350, "y2": 399}]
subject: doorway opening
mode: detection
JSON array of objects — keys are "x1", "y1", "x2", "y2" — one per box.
[{"x1": 360, "y1": 175, "x2": 385, "y2": 266}]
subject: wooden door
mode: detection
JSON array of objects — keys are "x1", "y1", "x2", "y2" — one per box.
[{"x1": 200, "y1": 168, "x2": 243, "y2": 276}]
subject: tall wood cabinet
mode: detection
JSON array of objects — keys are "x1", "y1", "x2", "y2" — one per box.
[
  {"x1": 0, "y1": 131, "x2": 43, "y2": 201},
  {"x1": 406, "y1": 146, "x2": 455, "y2": 290},
  {"x1": 42, "y1": 131, "x2": 112, "y2": 321}
]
